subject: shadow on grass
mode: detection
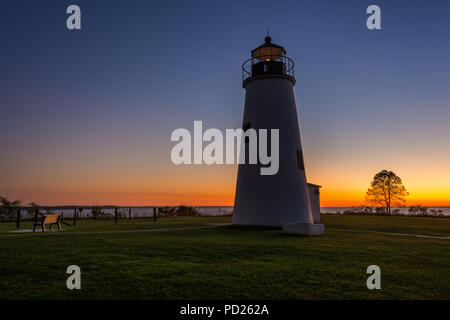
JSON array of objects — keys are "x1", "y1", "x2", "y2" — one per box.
[
  {"x1": 221, "y1": 225, "x2": 281, "y2": 231},
  {"x1": 273, "y1": 232, "x2": 315, "y2": 238}
]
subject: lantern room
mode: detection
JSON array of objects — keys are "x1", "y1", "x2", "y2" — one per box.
[
  {"x1": 242, "y1": 36, "x2": 295, "y2": 87},
  {"x1": 251, "y1": 36, "x2": 286, "y2": 60}
]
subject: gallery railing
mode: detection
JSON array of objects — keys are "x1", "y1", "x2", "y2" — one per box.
[{"x1": 242, "y1": 55, "x2": 295, "y2": 82}]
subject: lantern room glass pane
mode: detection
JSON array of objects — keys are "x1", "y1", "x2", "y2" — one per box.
[{"x1": 252, "y1": 47, "x2": 284, "y2": 61}]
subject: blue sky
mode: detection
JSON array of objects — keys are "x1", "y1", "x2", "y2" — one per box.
[{"x1": 1, "y1": 0, "x2": 449, "y2": 205}]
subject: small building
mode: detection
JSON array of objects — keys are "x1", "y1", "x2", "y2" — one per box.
[{"x1": 307, "y1": 183, "x2": 322, "y2": 223}]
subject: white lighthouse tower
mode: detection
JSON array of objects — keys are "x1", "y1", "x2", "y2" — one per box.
[{"x1": 232, "y1": 36, "x2": 324, "y2": 235}]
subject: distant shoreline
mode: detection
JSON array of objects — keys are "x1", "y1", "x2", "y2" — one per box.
[{"x1": 16, "y1": 205, "x2": 450, "y2": 210}]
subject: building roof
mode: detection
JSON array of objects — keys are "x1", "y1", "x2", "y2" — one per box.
[{"x1": 307, "y1": 183, "x2": 322, "y2": 188}]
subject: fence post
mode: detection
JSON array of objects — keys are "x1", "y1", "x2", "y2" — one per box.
[
  {"x1": 34, "y1": 209, "x2": 38, "y2": 224},
  {"x1": 16, "y1": 208, "x2": 21, "y2": 229},
  {"x1": 73, "y1": 208, "x2": 77, "y2": 225},
  {"x1": 129, "y1": 208, "x2": 131, "y2": 220},
  {"x1": 115, "y1": 208, "x2": 118, "y2": 224},
  {"x1": 153, "y1": 207, "x2": 157, "y2": 222}
]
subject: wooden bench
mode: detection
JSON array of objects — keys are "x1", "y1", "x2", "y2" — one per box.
[{"x1": 33, "y1": 214, "x2": 61, "y2": 232}]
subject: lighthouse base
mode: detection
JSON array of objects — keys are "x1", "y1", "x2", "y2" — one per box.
[{"x1": 282, "y1": 223, "x2": 324, "y2": 236}]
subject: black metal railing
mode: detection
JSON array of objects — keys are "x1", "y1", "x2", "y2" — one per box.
[{"x1": 242, "y1": 55, "x2": 294, "y2": 82}]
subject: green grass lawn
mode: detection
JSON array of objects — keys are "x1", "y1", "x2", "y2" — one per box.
[{"x1": 0, "y1": 215, "x2": 448, "y2": 300}]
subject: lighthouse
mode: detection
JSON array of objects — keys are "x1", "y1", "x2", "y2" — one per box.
[{"x1": 232, "y1": 36, "x2": 324, "y2": 235}]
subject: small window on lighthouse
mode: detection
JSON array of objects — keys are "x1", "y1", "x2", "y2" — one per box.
[
  {"x1": 296, "y1": 149, "x2": 305, "y2": 171},
  {"x1": 243, "y1": 122, "x2": 251, "y2": 144}
]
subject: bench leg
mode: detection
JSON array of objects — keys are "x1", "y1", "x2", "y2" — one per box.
[
  {"x1": 33, "y1": 224, "x2": 36, "y2": 232},
  {"x1": 57, "y1": 222, "x2": 61, "y2": 231},
  {"x1": 42, "y1": 224, "x2": 46, "y2": 232},
  {"x1": 49, "y1": 224, "x2": 53, "y2": 231}
]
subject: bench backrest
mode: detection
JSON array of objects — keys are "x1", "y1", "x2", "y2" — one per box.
[{"x1": 43, "y1": 214, "x2": 60, "y2": 224}]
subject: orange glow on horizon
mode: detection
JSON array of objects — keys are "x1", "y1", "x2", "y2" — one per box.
[
  {"x1": 3, "y1": 185, "x2": 450, "y2": 207},
  {"x1": 2, "y1": 150, "x2": 450, "y2": 207}
]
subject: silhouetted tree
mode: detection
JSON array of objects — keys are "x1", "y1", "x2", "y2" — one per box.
[
  {"x1": 0, "y1": 196, "x2": 22, "y2": 219},
  {"x1": 26, "y1": 202, "x2": 40, "y2": 218},
  {"x1": 365, "y1": 170, "x2": 408, "y2": 215},
  {"x1": 176, "y1": 204, "x2": 199, "y2": 216},
  {"x1": 408, "y1": 205, "x2": 428, "y2": 216},
  {"x1": 90, "y1": 205, "x2": 105, "y2": 219}
]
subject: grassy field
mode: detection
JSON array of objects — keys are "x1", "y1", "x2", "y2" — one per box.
[{"x1": 0, "y1": 215, "x2": 449, "y2": 300}]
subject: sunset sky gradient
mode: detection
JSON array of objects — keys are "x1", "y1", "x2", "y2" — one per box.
[{"x1": 1, "y1": 0, "x2": 450, "y2": 206}]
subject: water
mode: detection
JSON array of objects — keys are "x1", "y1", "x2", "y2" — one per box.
[
  {"x1": 321, "y1": 206, "x2": 450, "y2": 216},
  {"x1": 44, "y1": 206, "x2": 234, "y2": 219},
  {"x1": 26, "y1": 206, "x2": 450, "y2": 218}
]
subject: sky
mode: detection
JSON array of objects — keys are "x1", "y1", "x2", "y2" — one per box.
[{"x1": 1, "y1": 0, "x2": 450, "y2": 206}]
